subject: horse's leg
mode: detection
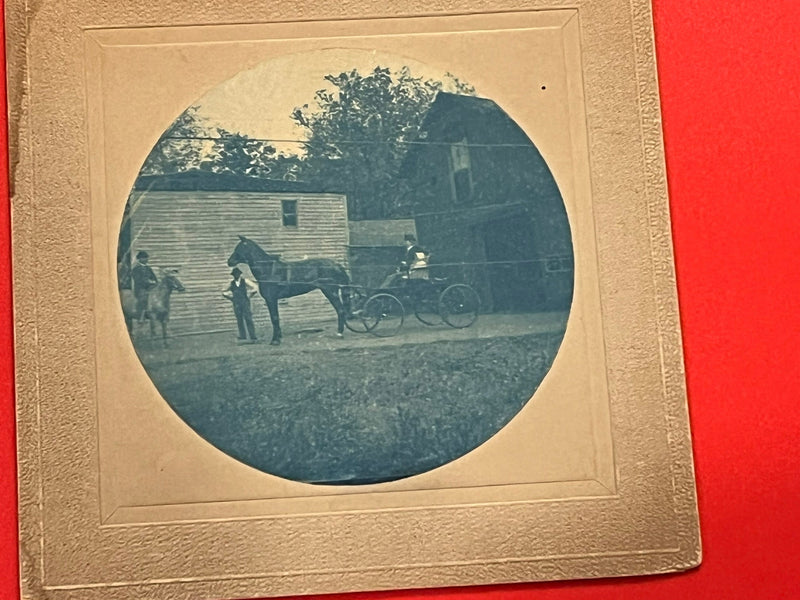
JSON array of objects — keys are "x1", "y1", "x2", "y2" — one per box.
[
  {"x1": 320, "y1": 287, "x2": 345, "y2": 337},
  {"x1": 161, "y1": 317, "x2": 169, "y2": 348},
  {"x1": 265, "y1": 295, "x2": 281, "y2": 345},
  {"x1": 149, "y1": 315, "x2": 157, "y2": 338},
  {"x1": 339, "y1": 284, "x2": 351, "y2": 316}
]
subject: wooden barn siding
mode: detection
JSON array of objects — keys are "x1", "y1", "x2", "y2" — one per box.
[{"x1": 130, "y1": 191, "x2": 348, "y2": 336}]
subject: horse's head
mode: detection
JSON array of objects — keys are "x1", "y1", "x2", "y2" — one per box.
[
  {"x1": 161, "y1": 268, "x2": 186, "y2": 293},
  {"x1": 228, "y1": 235, "x2": 278, "y2": 269},
  {"x1": 228, "y1": 235, "x2": 253, "y2": 267}
]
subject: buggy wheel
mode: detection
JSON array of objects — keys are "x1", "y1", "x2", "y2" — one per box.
[
  {"x1": 364, "y1": 293, "x2": 405, "y2": 337},
  {"x1": 439, "y1": 284, "x2": 480, "y2": 328},
  {"x1": 414, "y1": 293, "x2": 443, "y2": 326},
  {"x1": 344, "y1": 287, "x2": 376, "y2": 333}
]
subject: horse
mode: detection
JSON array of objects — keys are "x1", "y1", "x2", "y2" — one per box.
[
  {"x1": 227, "y1": 235, "x2": 351, "y2": 345},
  {"x1": 120, "y1": 268, "x2": 186, "y2": 347}
]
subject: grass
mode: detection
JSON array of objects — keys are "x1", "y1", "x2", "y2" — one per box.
[{"x1": 147, "y1": 332, "x2": 563, "y2": 484}]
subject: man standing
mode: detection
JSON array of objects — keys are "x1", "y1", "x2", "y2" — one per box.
[
  {"x1": 222, "y1": 267, "x2": 259, "y2": 342},
  {"x1": 130, "y1": 250, "x2": 158, "y2": 323}
]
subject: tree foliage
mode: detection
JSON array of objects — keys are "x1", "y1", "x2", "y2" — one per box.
[
  {"x1": 291, "y1": 66, "x2": 475, "y2": 219},
  {"x1": 139, "y1": 67, "x2": 476, "y2": 218},
  {"x1": 212, "y1": 132, "x2": 277, "y2": 179},
  {"x1": 139, "y1": 106, "x2": 212, "y2": 175},
  {"x1": 140, "y1": 106, "x2": 301, "y2": 180}
]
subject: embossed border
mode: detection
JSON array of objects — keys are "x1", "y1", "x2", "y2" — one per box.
[
  {"x1": 7, "y1": 1, "x2": 701, "y2": 598},
  {"x1": 85, "y1": 9, "x2": 618, "y2": 528}
]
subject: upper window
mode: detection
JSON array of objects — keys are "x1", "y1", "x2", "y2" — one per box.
[
  {"x1": 282, "y1": 199, "x2": 298, "y2": 227},
  {"x1": 450, "y1": 138, "x2": 473, "y2": 203}
]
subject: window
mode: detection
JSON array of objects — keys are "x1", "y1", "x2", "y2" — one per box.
[
  {"x1": 449, "y1": 138, "x2": 473, "y2": 203},
  {"x1": 281, "y1": 199, "x2": 298, "y2": 227}
]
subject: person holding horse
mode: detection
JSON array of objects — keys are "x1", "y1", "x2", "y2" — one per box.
[
  {"x1": 120, "y1": 267, "x2": 185, "y2": 345},
  {"x1": 227, "y1": 236, "x2": 351, "y2": 345},
  {"x1": 131, "y1": 250, "x2": 158, "y2": 323},
  {"x1": 222, "y1": 267, "x2": 259, "y2": 342}
]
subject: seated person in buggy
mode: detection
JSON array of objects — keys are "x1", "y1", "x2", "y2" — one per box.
[{"x1": 380, "y1": 233, "x2": 431, "y2": 289}]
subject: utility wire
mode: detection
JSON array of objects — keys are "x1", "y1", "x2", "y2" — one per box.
[{"x1": 158, "y1": 135, "x2": 539, "y2": 149}]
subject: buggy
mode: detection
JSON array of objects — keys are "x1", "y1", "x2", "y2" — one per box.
[{"x1": 344, "y1": 271, "x2": 480, "y2": 337}]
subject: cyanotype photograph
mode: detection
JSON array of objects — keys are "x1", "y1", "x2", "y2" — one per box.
[{"x1": 118, "y1": 49, "x2": 574, "y2": 485}]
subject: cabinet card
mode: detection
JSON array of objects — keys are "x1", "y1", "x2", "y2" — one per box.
[{"x1": 7, "y1": 1, "x2": 701, "y2": 598}]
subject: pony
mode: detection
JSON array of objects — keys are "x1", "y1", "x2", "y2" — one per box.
[
  {"x1": 227, "y1": 235, "x2": 350, "y2": 345},
  {"x1": 120, "y1": 268, "x2": 186, "y2": 347}
]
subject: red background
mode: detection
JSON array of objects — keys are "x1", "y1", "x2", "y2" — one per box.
[{"x1": 2, "y1": 1, "x2": 800, "y2": 598}]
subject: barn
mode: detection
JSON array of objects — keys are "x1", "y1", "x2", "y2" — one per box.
[
  {"x1": 397, "y1": 92, "x2": 574, "y2": 313},
  {"x1": 121, "y1": 171, "x2": 349, "y2": 336}
]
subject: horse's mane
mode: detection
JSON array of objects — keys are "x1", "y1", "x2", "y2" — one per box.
[{"x1": 241, "y1": 237, "x2": 281, "y2": 262}]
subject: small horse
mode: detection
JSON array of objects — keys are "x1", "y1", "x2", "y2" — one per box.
[
  {"x1": 120, "y1": 268, "x2": 186, "y2": 347},
  {"x1": 227, "y1": 235, "x2": 351, "y2": 345}
]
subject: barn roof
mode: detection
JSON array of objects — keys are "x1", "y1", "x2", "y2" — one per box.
[
  {"x1": 133, "y1": 170, "x2": 345, "y2": 194},
  {"x1": 399, "y1": 92, "x2": 535, "y2": 176},
  {"x1": 420, "y1": 92, "x2": 531, "y2": 143}
]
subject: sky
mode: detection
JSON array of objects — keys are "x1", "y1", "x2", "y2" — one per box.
[{"x1": 191, "y1": 48, "x2": 477, "y2": 155}]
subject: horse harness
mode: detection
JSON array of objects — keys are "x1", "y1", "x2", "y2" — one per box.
[{"x1": 267, "y1": 260, "x2": 324, "y2": 285}]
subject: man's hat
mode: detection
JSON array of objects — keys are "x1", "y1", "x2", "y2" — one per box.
[
  {"x1": 404, "y1": 233, "x2": 417, "y2": 243},
  {"x1": 135, "y1": 250, "x2": 149, "y2": 260},
  {"x1": 231, "y1": 267, "x2": 243, "y2": 277}
]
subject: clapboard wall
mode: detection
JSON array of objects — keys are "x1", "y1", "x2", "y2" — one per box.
[{"x1": 129, "y1": 190, "x2": 349, "y2": 336}]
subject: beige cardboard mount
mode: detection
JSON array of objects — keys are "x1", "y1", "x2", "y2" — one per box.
[{"x1": 7, "y1": 1, "x2": 700, "y2": 598}]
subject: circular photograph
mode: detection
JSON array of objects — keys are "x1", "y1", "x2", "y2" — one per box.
[{"x1": 117, "y1": 49, "x2": 574, "y2": 485}]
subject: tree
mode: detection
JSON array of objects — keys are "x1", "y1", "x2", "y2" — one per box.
[
  {"x1": 139, "y1": 106, "x2": 214, "y2": 175},
  {"x1": 211, "y1": 132, "x2": 277, "y2": 178},
  {"x1": 291, "y1": 66, "x2": 474, "y2": 219},
  {"x1": 140, "y1": 105, "x2": 284, "y2": 178}
]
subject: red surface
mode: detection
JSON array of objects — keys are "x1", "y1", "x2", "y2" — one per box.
[{"x1": 2, "y1": 1, "x2": 800, "y2": 598}]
